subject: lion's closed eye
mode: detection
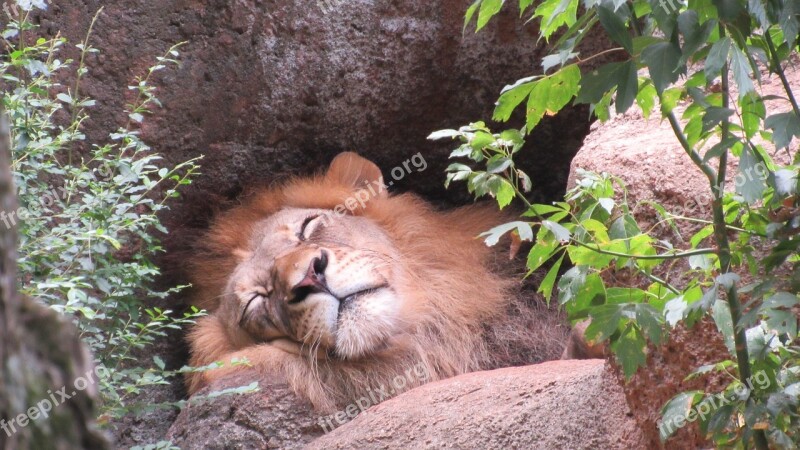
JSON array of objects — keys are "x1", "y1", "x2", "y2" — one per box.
[{"x1": 297, "y1": 215, "x2": 323, "y2": 242}]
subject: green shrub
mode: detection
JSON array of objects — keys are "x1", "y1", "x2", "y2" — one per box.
[
  {"x1": 433, "y1": 0, "x2": 800, "y2": 447},
  {"x1": 1, "y1": 3, "x2": 203, "y2": 421}
]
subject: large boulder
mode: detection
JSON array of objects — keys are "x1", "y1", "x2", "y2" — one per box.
[
  {"x1": 35, "y1": 0, "x2": 614, "y2": 214},
  {"x1": 167, "y1": 360, "x2": 645, "y2": 449}
]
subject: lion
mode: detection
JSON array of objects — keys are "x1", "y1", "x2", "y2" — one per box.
[{"x1": 185, "y1": 152, "x2": 567, "y2": 412}]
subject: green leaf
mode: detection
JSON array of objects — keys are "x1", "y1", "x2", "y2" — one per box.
[
  {"x1": 778, "y1": 0, "x2": 799, "y2": 46},
  {"x1": 704, "y1": 37, "x2": 731, "y2": 82},
  {"x1": 486, "y1": 155, "x2": 513, "y2": 174},
  {"x1": 428, "y1": 129, "x2": 461, "y2": 140},
  {"x1": 495, "y1": 178, "x2": 516, "y2": 209},
  {"x1": 464, "y1": 1, "x2": 481, "y2": 31},
  {"x1": 576, "y1": 62, "x2": 627, "y2": 105},
  {"x1": 660, "y1": 391, "x2": 704, "y2": 441},
  {"x1": 641, "y1": 41, "x2": 683, "y2": 93},
  {"x1": 493, "y1": 81, "x2": 536, "y2": 122},
  {"x1": 520, "y1": 0, "x2": 535, "y2": 13},
  {"x1": 712, "y1": 299, "x2": 735, "y2": 355},
  {"x1": 609, "y1": 214, "x2": 641, "y2": 240},
  {"x1": 476, "y1": 0, "x2": 504, "y2": 31},
  {"x1": 538, "y1": 254, "x2": 564, "y2": 302},
  {"x1": 729, "y1": 44, "x2": 755, "y2": 98},
  {"x1": 765, "y1": 112, "x2": 800, "y2": 149},
  {"x1": 615, "y1": 60, "x2": 638, "y2": 114},
  {"x1": 762, "y1": 292, "x2": 799, "y2": 336},
  {"x1": 740, "y1": 95, "x2": 765, "y2": 139},
  {"x1": 528, "y1": 228, "x2": 559, "y2": 272},
  {"x1": 611, "y1": 324, "x2": 647, "y2": 379},
  {"x1": 480, "y1": 221, "x2": 533, "y2": 246},
  {"x1": 659, "y1": 86, "x2": 684, "y2": 114},
  {"x1": 736, "y1": 146, "x2": 767, "y2": 204},
  {"x1": 541, "y1": 51, "x2": 578, "y2": 73},
  {"x1": 585, "y1": 304, "x2": 623, "y2": 343},
  {"x1": 701, "y1": 106, "x2": 734, "y2": 133},
  {"x1": 635, "y1": 79, "x2": 657, "y2": 119},
  {"x1": 679, "y1": 16, "x2": 716, "y2": 66},
  {"x1": 525, "y1": 65, "x2": 581, "y2": 130},
  {"x1": 702, "y1": 135, "x2": 739, "y2": 162},
  {"x1": 534, "y1": 0, "x2": 579, "y2": 39},
  {"x1": 606, "y1": 288, "x2": 646, "y2": 304},
  {"x1": 664, "y1": 296, "x2": 688, "y2": 327},
  {"x1": 470, "y1": 131, "x2": 495, "y2": 150},
  {"x1": 650, "y1": 0, "x2": 679, "y2": 38},
  {"x1": 543, "y1": 220, "x2": 571, "y2": 242},
  {"x1": 635, "y1": 303, "x2": 664, "y2": 346},
  {"x1": 56, "y1": 92, "x2": 73, "y2": 104},
  {"x1": 558, "y1": 267, "x2": 605, "y2": 312},
  {"x1": 567, "y1": 244, "x2": 615, "y2": 268},
  {"x1": 764, "y1": 308, "x2": 798, "y2": 336},
  {"x1": 688, "y1": 253, "x2": 713, "y2": 270},
  {"x1": 597, "y1": 5, "x2": 633, "y2": 52},
  {"x1": 689, "y1": 224, "x2": 714, "y2": 248},
  {"x1": 153, "y1": 355, "x2": 165, "y2": 370}
]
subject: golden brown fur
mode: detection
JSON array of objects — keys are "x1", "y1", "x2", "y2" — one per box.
[{"x1": 186, "y1": 152, "x2": 562, "y2": 412}]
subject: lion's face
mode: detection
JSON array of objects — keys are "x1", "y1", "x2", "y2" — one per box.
[{"x1": 226, "y1": 206, "x2": 409, "y2": 360}]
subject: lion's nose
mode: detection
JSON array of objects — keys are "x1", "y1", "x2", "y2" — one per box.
[{"x1": 289, "y1": 250, "x2": 330, "y2": 303}]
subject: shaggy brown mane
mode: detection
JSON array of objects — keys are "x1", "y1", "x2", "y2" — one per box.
[{"x1": 186, "y1": 153, "x2": 567, "y2": 412}]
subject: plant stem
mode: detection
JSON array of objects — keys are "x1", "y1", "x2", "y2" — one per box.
[
  {"x1": 713, "y1": 35, "x2": 769, "y2": 450},
  {"x1": 665, "y1": 111, "x2": 717, "y2": 186},
  {"x1": 638, "y1": 269, "x2": 680, "y2": 295},
  {"x1": 68, "y1": 7, "x2": 103, "y2": 166},
  {"x1": 575, "y1": 47, "x2": 626, "y2": 67},
  {"x1": 571, "y1": 239, "x2": 715, "y2": 260},
  {"x1": 765, "y1": 29, "x2": 800, "y2": 120}
]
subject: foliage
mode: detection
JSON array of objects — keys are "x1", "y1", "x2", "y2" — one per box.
[
  {"x1": 433, "y1": 0, "x2": 800, "y2": 447},
  {"x1": 1, "y1": 2, "x2": 204, "y2": 422}
]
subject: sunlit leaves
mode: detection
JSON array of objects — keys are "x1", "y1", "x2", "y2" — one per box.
[
  {"x1": 493, "y1": 78, "x2": 537, "y2": 122},
  {"x1": 432, "y1": 122, "x2": 532, "y2": 208},
  {"x1": 533, "y1": 0, "x2": 579, "y2": 40},
  {"x1": 524, "y1": 64, "x2": 581, "y2": 130},
  {"x1": 464, "y1": 0, "x2": 505, "y2": 32}
]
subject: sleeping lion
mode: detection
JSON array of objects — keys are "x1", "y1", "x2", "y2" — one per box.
[{"x1": 185, "y1": 152, "x2": 567, "y2": 412}]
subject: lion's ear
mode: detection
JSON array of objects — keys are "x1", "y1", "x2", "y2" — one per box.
[{"x1": 325, "y1": 152, "x2": 385, "y2": 197}]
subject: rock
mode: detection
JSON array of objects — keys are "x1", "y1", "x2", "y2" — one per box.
[
  {"x1": 166, "y1": 371, "x2": 321, "y2": 449},
  {"x1": 34, "y1": 0, "x2": 615, "y2": 217},
  {"x1": 167, "y1": 361, "x2": 645, "y2": 449},
  {"x1": 308, "y1": 359, "x2": 645, "y2": 449}
]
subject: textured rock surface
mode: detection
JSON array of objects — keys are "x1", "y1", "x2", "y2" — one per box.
[
  {"x1": 309, "y1": 359, "x2": 644, "y2": 449},
  {"x1": 167, "y1": 360, "x2": 645, "y2": 449},
  {"x1": 166, "y1": 371, "x2": 320, "y2": 449},
  {"x1": 35, "y1": 0, "x2": 614, "y2": 216}
]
